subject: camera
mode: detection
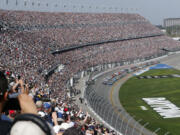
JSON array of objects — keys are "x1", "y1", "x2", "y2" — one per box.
[{"x1": 2, "y1": 98, "x2": 21, "y2": 112}]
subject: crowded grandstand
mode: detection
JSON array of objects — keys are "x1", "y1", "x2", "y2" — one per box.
[{"x1": 0, "y1": 9, "x2": 180, "y2": 135}]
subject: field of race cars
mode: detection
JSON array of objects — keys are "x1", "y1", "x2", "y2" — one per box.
[{"x1": 87, "y1": 52, "x2": 180, "y2": 135}]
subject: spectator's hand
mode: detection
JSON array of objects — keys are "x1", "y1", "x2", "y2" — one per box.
[
  {"x1": 56, "y1": 133, "x2": 63, "y2": 135},
  {"x1": 18, "y1": 93, "x2": 37, "y2": 114},
  {"x1": 18, "y1": 79, "x2": 25, "y2": 93},
  {"x1": 25, "y1": 84, "x2": 29, "y2": 94},
  {"x1": 52, "y1": 112, "x2": 58, "y2": 125},
  {"x1": 76, "y1": 107, "x2": 82, "y2": 117},
  {"x1": 18, "y1": 79, "x2": 24, "y2": 86},
  {"x1": 15, "y1": 78, "x2": 18, "y2": 83}
]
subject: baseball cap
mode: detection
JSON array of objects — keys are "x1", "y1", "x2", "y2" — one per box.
[
  {"x1": 9, "y1": 110, "x2": 16, "y2": 117},
  {"x1": 36, "y1": 101, "x2": 43, "y2": 108},
  {"x1": 43, "y1": 102, "x2": 51, "y2": 109},
  {"x1": 38, "y1": 111, "x2": 46, "y2": 117}
]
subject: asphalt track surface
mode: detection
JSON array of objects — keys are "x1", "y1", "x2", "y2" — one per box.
[{"x1": 91, "y1": 52, "x2": 180, "y2": 135}]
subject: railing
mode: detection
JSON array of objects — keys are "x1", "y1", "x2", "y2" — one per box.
[{"x1": 51, "y1": 33, "x2": 164, "y2": 55}]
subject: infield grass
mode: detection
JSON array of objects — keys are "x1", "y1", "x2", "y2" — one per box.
[{"x1": 119, "y1": 69, "x2": 180, "y2": 135}]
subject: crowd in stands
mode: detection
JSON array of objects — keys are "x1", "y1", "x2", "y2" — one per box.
[
  {"x1": 0, "y1": 70, "x2": 116, "y2": 135},
  {"x1": 0, "y1": 9, "x2": 162, "y2": 49},
  {"x1": 0, "y1": 9, "x2": 180, "y2": 135}
]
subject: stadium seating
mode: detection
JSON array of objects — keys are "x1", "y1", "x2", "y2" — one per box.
[{"x1": 0, "y1": 9, "x2": 180, "y2": 134}]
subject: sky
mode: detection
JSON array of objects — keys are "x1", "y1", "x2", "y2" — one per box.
[
  {"x1": 1, "y1": 0, "x2": 180, "y2": 25},
  {"x1": 84, "y1": 0, "x2": 180, "y2": 25}
]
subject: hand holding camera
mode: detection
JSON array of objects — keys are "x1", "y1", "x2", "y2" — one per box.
[{"x1": 3, "y1": 76, "x2": 36, "y2": 114}]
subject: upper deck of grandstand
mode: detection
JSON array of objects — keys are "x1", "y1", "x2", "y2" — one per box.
[
  {"x1": 0, "y1": 9, "x2": 163, "y2": 50},
  {"x1": 0, "y1": 10, "x2": 146, "y2": 25},
  {"x1": 0, "y1": 9, "x2": 179, "y2": 91}
]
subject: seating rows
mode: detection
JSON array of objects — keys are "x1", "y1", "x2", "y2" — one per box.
[{"x1": 0, "y1": 9, "x2": 180, "y2": 135}]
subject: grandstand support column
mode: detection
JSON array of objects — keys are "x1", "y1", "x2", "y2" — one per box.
[
  {"x1": 81, "y1": 71, "x2": 84, "y2": 78},
  {"x1": 101, "y1": 65, "x2": 104, "y2": 71},
  {"x1": 132, "y1": 119, "x2": 142, "y2": 135},
  {"x1": 104, "y1": 64, "x2": 107, "y2": 70},
  {"x1": 107, "y1": 64, "x2": 109, "y2": 69},
  {"x1": 70, "y1": 77, "x2": 73, "y2": 87},
  {"x1": 91, "y1": 67, "x2": 94, "y2": 72},
  {"x1": 84, "y1": 71, "x2": 87, "y2": 76},
  {"x1": 98, "y1": 66, "x2": 101, "y2": 71},
  {"x1": 112, "y1": 63, "x2": 115, "y2": 68}
]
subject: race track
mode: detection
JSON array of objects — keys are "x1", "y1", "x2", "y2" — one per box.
[{"x1": 91, "y1": 52, "x2": 180, "y2": 135}]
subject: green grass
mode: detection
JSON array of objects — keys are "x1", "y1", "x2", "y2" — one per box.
[{"x1": 119, "y1": 69, "x2": 180, "y2": 135}]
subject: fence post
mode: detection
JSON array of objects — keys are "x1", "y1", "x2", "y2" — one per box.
[
  {"x1": 125, "y1": 116, "x2": 135, "y2": 135},
  {"x1": 115, "y1": 114, "x2": 120, "y2": 130},
  {"x1": 164, "y1": 131, "x2": 170, "y2": 135},
  {"x1": 97, "y1": 97, "x2": 104, "y2": 114},
  {"x1": 152, "y1": 128, "x2": 161, "y2": 135},
  {"x1": 106, "y1": 105, "x2": 112, "y2": 122},
  {"x1": 110, "y1": 109, "x2": 115, "y2": 126},
  {"x1": 120, "y1": 111, "x2": 129, "y2": 133},
  {"x1": 140, "y1": 122, "x2": 149, "y2": 135},
  {"x1": 100, "y1": 101, "x2": 108, "y2": 119},
  {"x1": 88, "y1": 91, "x2": 94, "y2": 105},
  {"x1": 92, "y1": 92, "x2": 97, "y2": 109},
  {"x1": 102, "y1": 103, "x2": 110, "y2": 119},
  {"x1": 132, "y1": 119, "x2": 142, "y2": 135},
  {"x1": 94, "y1": 95, "x2": 99, "y2": 112},
  {"x1": 95, "y1": 96, "x2": 103, "y2": 114}
]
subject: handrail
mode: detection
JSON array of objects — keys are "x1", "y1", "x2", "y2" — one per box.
[{"x1": 51, "y1": 33, "x2": 164, "y2": 55}]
